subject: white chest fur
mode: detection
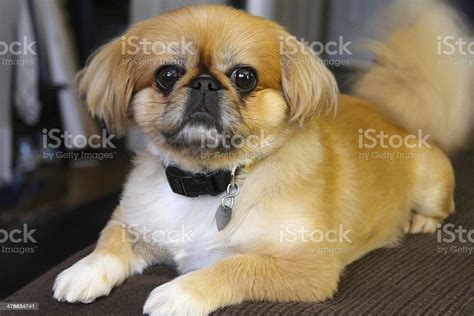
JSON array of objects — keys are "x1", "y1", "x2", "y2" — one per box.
[{"x1": 118, "y1": 152, "x2": 238, "y2": 273}]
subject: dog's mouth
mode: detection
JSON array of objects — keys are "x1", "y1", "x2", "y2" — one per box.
[
  {"x1": 158, "y1": 95, "x2": 243, "y2": 154},
  {"x1": 160, "y1": 119, "x2": 243, "y2": 156},
  {"x1": 184, "y1": 112, "x2": 222, "y2": 130},
  {"x1": 160, "y1": 117, "x2": 227, "y2": 151},
  {"x1": 189, "y1": 112, "x2": 213, "y2": 122},
  {"x1": 162, "y1": 105, "x2": 226, "y2": 139}
]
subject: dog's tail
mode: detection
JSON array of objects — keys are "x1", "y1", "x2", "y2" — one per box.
[{"x1": 352, "y1": 0, "x2": 473, "y2": 154}]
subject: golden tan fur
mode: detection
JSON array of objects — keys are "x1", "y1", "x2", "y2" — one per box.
[
  {"x1": 56, "y1": 3, "x2": 470, "y2": 314},
  {"x1": 161, "y1": 94, "x2": 457, "y2": 311},
  {"x1": 352, "y1": 0, "x2": 473, "y2": 153},
  {"x1": 78, "y1": 5, "x2": 337, "y2": 171}
]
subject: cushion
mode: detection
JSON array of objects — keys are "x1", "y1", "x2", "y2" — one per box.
[{"x1": 5, "y1": 144, "x2": 474, "y2": 315}]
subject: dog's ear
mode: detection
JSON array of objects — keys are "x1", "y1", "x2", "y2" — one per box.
[
  {"x1": 77, "y1": 38, "x2": 133, "y2": 135},
  {"x1": 280, "y1": 33, "x2": 338, "y2": 123}
]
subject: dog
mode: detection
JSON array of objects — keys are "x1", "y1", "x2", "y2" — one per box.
[{"x1": 53, "y1": 2, "x2": 472, "y2": 315}]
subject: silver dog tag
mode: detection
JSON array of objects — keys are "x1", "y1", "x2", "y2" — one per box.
[
  {"x1": 215, "y1": 205, "x2": 233, "y2": 231},
  {"x1": 215, "y1": 167, "x2": 239, "y2": 231}
]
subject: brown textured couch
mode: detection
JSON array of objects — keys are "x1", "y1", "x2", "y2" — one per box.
[{"x1": 5, "y1": 143, "x2": 474, "y2": 315}]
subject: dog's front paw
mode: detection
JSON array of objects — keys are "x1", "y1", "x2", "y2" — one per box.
[
  {"x1": 143, "y1": 277, "x2": 212, "y2": 316},
  {"x1": 53, "y1": 254, "x2": 125, "y2": 303},
  {"x1": 405, "y1": 213, "x2": 441, "y2": 234}
]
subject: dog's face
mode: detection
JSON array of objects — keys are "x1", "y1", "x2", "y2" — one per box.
[{"x1": 79, "y1": 5, "x2": 337, "y2": 171}]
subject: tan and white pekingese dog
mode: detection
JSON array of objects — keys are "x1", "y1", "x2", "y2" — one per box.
[{"x1": 53, "y1": 2, "x2": 472, "y2": 315}]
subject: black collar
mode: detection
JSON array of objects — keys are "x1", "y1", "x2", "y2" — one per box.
[{"x1": 165, "y1": 166, "x2": 231, "y2": 197}]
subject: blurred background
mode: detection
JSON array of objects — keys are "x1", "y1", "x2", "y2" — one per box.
[{"x1": 0, "y1": 0, "x2": 472, "y2": 299}]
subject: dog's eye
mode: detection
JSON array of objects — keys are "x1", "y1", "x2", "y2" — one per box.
[
  {"x1": 155, "y1": 65, "x2": 183, "y2": 92},
  {"x1": 231, "y1": 67, "x2": 257, "y2": 93}
]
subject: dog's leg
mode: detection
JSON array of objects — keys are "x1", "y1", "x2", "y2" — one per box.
[
  {"x1": 53, "y1": 207, "x2": 150, "y2": 303},
  {"x1": 406, "y1": 150, "x2": 455, "y2": 234},
  {"x1": 143, "y1": 252, "x2": 341, "y2": 315}
]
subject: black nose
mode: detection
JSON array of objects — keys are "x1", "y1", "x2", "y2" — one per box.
[{"x1": 190, "y1": 75, "x2": 221, "y2": 93}]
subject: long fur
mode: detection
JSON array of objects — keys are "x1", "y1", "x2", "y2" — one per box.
[
  {"x1": 353, "y1": 0, "x2": 473, "y2": 154},
  {"x1": 53, "y1": 4, "x2": 468, "y2": 315}
]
